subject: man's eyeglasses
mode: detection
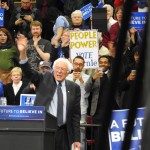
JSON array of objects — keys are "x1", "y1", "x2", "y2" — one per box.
[
  {"x1": 73, "y1": 62, "x2": 84, "y2": 67},
  {"x1": 55, "y1": 66, "x2": 68, "y2": 73},
  {"x1": 22, "y1": 1, "x2": 30, "y2": 5}
]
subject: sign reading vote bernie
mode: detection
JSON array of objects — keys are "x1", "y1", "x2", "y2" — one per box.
[
  {"x1": 70, "y1": 30, "x2": 99, "y2": 69},
  {"x1": 109, "y1": 108, "x2": 145, "y2": 150}
]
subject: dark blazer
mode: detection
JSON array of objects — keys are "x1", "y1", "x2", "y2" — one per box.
[
  {"x1": 21, "y1": 62, "x2": 81, "y2": 145},
  {"x1": 4, "y1": 82, "x2": 27, "y2": 105}
]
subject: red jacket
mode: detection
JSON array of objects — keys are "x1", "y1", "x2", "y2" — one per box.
[{"x1": 114, "y1": 0, "x2": 138, "y2": 12}]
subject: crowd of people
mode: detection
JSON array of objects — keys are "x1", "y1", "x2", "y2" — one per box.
[{"x1": 0, "y1": 0, "x2": 148, "y2": 150}]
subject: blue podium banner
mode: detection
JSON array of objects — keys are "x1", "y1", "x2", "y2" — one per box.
[
  {"x1": 109, "y1": 108, "x2": 145, "y2": 150},
  {"x1": 130, "y1": 12, "x2": 147, "y2": 30},
  {"x1": 0, "y1": 8, "x2": 4, "y2": 27},
  {"x1": 0, "y1": 106, "x2": 45, "y2": 120}
]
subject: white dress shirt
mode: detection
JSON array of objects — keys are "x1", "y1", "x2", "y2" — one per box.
[
  {"x1": 48, "y1": 80, "x2": 67, "y2": 124},
  {"x1": 12, "y1": 81, "x2": 23, "y2": 95}
]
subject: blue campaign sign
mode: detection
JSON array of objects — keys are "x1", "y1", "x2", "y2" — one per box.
[
  {"x1": 0, "y1": 8, "x2": 4, "y2": 27},
  {"x1": 80, "y1": 3, "x2": 93, "y2": 20},
  {"x1": 0, "y1": 106, "x2": 45, "y2": 120},
  {"x1": 129, "y1": 12, "x2": 147, "y2": 30},
  {"x1": 20, "y1": 94, "x2": 36, "y2": 106},
  {"x1": 109, "y1": 108, "x2": 145, "y2": 150},
  {"x1": 80, "y1": 0, "x2": 103, "y2": 20}
]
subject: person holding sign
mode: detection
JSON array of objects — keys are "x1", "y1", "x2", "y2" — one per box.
[
  {"x1": 70, "y1": 10, "x2": 89, "y2": 30},
  {"x1": 0, "y1": 0, "x2": 14, "y2": 30}
]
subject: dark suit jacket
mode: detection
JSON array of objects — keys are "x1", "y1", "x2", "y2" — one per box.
[
  {"x1": 4, "y1": 82, "x2": 27, "y2": 105},
  {"x1": 21, "y1": 62, "x2": 81, "y2": 145}
]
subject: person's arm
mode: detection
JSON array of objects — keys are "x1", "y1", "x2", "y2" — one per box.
[
  {"x1": 85, "y1": 70, "x2": 103, "y2": 93},
  {"x1": 16, "y1": 34, "x2": 28, "y2": 60},
  {"x1": 33, "y1": 38, "x2": 50, "y2": 61},
  {"x1": 16, "y1": 34, "x2": 40, "y2": 80},
  {"x1": 51, "y1": 27, "x2": 63, "y2": 48}
]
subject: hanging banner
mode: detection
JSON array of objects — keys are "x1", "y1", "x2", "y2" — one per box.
[{"x1": 109, "y1": 108, "x2": 145, "y2": 150}]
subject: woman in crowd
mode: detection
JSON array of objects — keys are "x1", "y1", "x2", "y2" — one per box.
[
  {"x1": 70, "y1": 10, "x2": 89, "y2": 30},
  {"x1": 0, "y1": 28, "x2": 19, "y2": 84},
  {"x1": 99, "y1": 4, "x2": 120, "y2": 56},
  {"x1": 46, "y1": 7, "x2": 69, "y2": 48},
  {"x1": 50, "y1": 28, "x2": 70, "y2": 64},
  {"x1": 4, "y1": 67, "x2": 27, "y2": 105}
]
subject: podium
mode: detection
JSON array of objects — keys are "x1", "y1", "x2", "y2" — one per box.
[{"x1": 0, "y1": 106, "x2": 57, "y2": 150}]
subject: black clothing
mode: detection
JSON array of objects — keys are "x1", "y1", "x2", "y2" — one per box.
[
  {"x1": 4, "y1": 82, "x2": 27, "y2": 105},
  {"x1": 9, "y1": 6, "x2": 42, "y2": 39}
]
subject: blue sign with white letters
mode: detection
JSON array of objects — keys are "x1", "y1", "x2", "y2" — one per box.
[
  {"x1": 109, "y1": 108, "x2": 145, "y2": 150},
  {"x1": 0, "y1": 106, "x2": 45, "y2": 120},
  {"x1": 0, "y1": 8, "x2": 4, "y2": 27},
  {"x1": 129, "y1": 12, "x2": 147, "y2": 30},
  {"x1": 80, "y1": 0, "x2": 103, "y2": 20}
]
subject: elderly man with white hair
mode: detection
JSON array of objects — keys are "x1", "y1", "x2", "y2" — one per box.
[
  {"x1": 99, "y1": 4, "x2": 120, "y2": 56},
  {"x1": 16, "y1": 34, "x2": 81, "y2": 150}
]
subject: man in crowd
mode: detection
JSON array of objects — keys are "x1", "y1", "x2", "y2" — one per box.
[
  {"x1": 9, "y1": 0, "x2": 41, "y2": 39},
  {"x1": 16, "y1": 34, "x2": 81, "y2": 150},
  {"x1": 85, "y1": 55, "x2": 118, "y2": 150},
  {"x1": 26, "y1": 20, "x2": 51, "y2": 70},
  {"x1": 66, "y1": 56, "x2": 90, "y2": 150}
]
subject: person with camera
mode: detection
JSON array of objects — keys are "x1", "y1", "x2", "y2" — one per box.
[
  {"x1": 85, "y1": 55, "x2": 119, "y2": 150},
  {"x1": 9, "y1": 0, "x2": 42, "y2": 39}
]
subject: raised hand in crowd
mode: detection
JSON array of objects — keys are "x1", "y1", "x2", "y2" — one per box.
[
  {"x1": 92, "y1": 69, "x2": 103, "y2": 80},
  {"x1": 15, "y1": 18, "x2": 24, "y2": 26},
  {"x1": 127, "y1": 70, "x2": 136, "y2": 81},
  {"x1": 0, "y1": 2, "x2": 9, "y2": 10},
  {"x1": 24, "y1": 15, "x2": 33, "y2": 22},
  {"x1": 33, "y1": 36, "x2": 40, "y2": 49},
  {"x1": 73, "y1": 71, "x2": 84, "y2": 84},
  {"x1": 16, "y1": 34, "x2": 28, "y2": 59}
]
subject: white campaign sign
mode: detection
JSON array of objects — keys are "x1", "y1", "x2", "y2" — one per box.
[{"x1": 70, "y1": 30, "x2": 99, "y2": 69}]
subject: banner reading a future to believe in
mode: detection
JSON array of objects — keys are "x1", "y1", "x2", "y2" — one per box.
[{"x1": 109, "y1": 108, "x2": 145, "y2": 150}]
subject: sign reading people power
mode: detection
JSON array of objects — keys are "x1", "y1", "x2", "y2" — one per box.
[
  {"x1": 70, "y1": 30, "x2": 99, "y2": 69},
  {"x1": 109, "y1": 108, "x2": 145, "y2": 150}
]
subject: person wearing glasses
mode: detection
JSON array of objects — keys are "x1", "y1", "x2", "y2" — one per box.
[
  {"x1": 66, "y1": 56, "x2": 90, "y2": 150},
  {"x1": 9, "y1": 0, "x2": 42, "y2": 39}
]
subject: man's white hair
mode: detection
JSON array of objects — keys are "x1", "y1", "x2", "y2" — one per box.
[
  {"x1": 53, "y1": 58, "x2": 73, "y2": 72},
  {"x1": 103, "y1": 4, "x2": 114, "y2": 17},
  {"x1": 71, "y1": 10, "x2": 83, "y2": 18}
]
